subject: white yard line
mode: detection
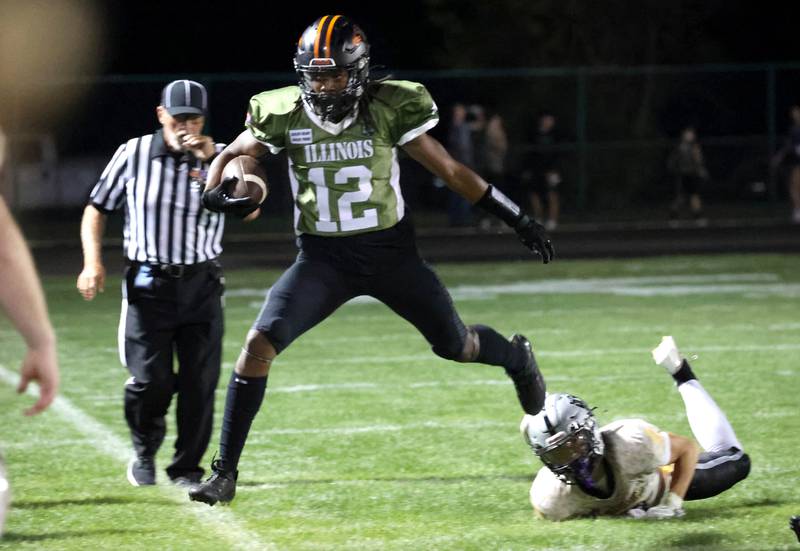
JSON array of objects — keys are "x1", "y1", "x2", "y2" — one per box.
[
  {"x1": 249, "y1": 419, "x2": 509, "y2": 438},
  {"x1": 0, "y1": 438, "x2": 95, "y2": 450},
  {"x1": 227, "y1": 272, "x2": 800, "y2": 304},
  {"x1": 73, "y1": 341, "x2": 798, "y2": 404},
  {"x1": 271, "y1": 382, "x2": 379, "y2": 393},
  {"x1": 275, "y1": 342, "x2": 800, "y2": 367},
  {"x1": 296, "y1": 321, "x2": 800, "y2": 345},
  {"x1": 0, "y1": 364, "x2": 272, "y2": 551}
]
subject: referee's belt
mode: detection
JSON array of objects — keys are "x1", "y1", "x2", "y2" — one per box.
[{"x1": 126, "y1": 259, "x2": 216, "y2": 279}]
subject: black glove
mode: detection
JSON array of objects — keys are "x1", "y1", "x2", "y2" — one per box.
[
  {"x1": 201, "y1": 177, "x2": 260, "y2": 219},
  {"x1": 514, "y1": 215, "x2": 555, "y2": 264},
  {"x1": 476, "y1": 184, "x2": 555, "y2": 264}
]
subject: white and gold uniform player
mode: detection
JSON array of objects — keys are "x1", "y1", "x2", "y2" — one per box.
[{"x1": 521, "y1": 336, "x2": 751, "y2": 521}]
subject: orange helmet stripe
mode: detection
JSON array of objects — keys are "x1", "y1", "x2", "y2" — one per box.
[
  {"x1": 324, "y1": 15, "x2": 342, "y2": 57},
  {"x1": 314, "y1": 15, "x2": 330, "y2": 59}
]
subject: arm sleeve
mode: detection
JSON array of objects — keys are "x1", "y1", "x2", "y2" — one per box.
[
  {"x1": 245, "y1": 96, "x2": 287, "y2": 154},
  {"x1": 89, "y1": 143, "x2": 128, "y2": 213},
  {"x1": 391, "y1": 83, "x2": 440, "y2": 146}
]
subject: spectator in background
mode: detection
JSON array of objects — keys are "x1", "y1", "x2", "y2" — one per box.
[
  {"x1": 468, "y1": 104, "x2": 488, "y2": 170},
  {"x1": 522, "y1": 112, "x2": 564, "y2": 231},
  {"x1": 444, "y1": 103, "x2": 475, "y2": 226},
  {"x1": 465, "y1": 104, "x2": 489, "y2": 225},
  {"x1": 770, "y1": 104, "x2": 800, "y2": 224},
  {"x1": 478, "y1": 112, "x2": 509, "y2": 230},
  {"x1": 484, "y1": 113, "x2": 509, "y2": 186},
  {"x1": 666, "y1": 126, "x2": 708, "y2": 225}
]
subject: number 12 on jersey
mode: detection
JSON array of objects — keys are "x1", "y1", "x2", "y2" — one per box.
[{"x1": 309, "y1": 166, "x2": 379, "y2": 233}]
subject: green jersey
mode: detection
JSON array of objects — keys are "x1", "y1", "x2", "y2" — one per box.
[{"x1": 245, "y1": 80, "x2": 439, "y2": 236}]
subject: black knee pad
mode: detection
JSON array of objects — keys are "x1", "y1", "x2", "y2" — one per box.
[{"x1": 685, "y1": 448, "x2": 751, "y2": 501}]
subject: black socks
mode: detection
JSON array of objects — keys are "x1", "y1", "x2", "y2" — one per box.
[
  {"x1": 217, "y1": 372, "x2": 267, "y2": 473},
  {"x1": 673, "y1": 359, "x2": 698, "y2": 386},
  {"x1": 470, "y1": 324, "x2": 544, "y2": 413},
  {"x1": 470, "y1": 324, "x2": 528, "y2": 375}
]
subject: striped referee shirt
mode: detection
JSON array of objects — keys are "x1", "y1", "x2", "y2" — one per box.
[{"x1": 89, "y1": 130, "x2": 225, "y2": 265}]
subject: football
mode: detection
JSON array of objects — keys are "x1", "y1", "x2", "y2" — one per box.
[{"x1": 222, "y1": 155, "x2": 269, "y2": 204}]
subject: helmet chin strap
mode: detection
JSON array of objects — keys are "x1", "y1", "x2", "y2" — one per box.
[{"x1": 305, "y1": 89, "x2": 357, "y2": 123}]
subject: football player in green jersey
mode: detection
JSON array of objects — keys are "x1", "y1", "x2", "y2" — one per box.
[{"x1": 192, "y1": 15, "x2": 555, "y2": 506}]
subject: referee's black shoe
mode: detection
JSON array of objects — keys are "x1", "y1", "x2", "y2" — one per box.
[
  {"x1": 508, "y1": 334, "x2": 546, "y2": 415},
  {"x1": 188, "y1": 460, "x2": 237, "y2": 506},
  {"x1": 127, "y1": 456, "x2": 156, "y2": 486}
]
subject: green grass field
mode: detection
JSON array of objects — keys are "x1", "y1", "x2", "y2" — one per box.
[{"x1": 1, "y1": 253, "x2": 798, "y2": 550}]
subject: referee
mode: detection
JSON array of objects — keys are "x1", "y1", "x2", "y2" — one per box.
[{"x1": 77, "y1": 80, "x2": 240, "y2": 488}]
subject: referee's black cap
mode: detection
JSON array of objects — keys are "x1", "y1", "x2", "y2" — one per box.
[{"x1": 160, "y1": 80, "x2": 208, "y2": 117}]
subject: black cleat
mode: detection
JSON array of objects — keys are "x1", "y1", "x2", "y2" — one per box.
[
  {"x1": 127, "y1": 456, "x2": 156, "y2": 486},
  {"x1": 188, "y1": 460, "x2": 237, "y2": 506},
  {"x1": 509, "y1": 334, "x2": 546, "y2": 415}
]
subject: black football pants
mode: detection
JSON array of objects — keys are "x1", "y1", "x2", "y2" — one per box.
[
  {"x1": 254, "y1": 251, "x2": 467, "y2": 358},
  {"x1": 685, "y1": 447, "x2": 751, "y2": 500},
  {"x1": 121, "y1": 262, "x2": 223, "y2": 480}
]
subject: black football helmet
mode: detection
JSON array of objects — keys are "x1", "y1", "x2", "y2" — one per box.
[{"x1": 294, "y1": 15, "x2": 370, "y2": 122}]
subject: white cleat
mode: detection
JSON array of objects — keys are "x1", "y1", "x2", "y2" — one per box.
[{"x1": 651, "y1": 336, "x2": 683, "y2": 374}]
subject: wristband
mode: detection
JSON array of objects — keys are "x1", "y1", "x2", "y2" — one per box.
[{"x1": 475, "y1": 185, "x2": 524, "y2": 228}]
